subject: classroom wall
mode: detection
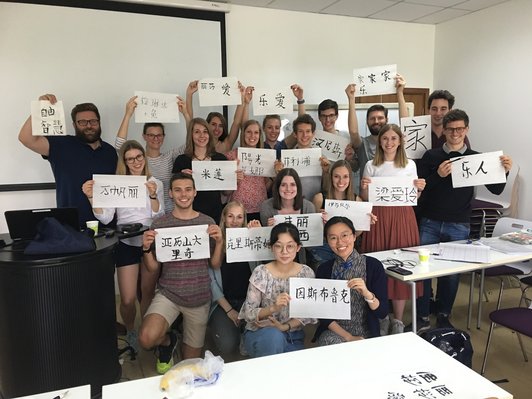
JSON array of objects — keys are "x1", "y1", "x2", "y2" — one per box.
[
  {"x1": 225, "y1": 5, "x2": 435, "y2": 101},
  {"x1": 434, "y1": 0, "x2": 531, "y2": 220}
]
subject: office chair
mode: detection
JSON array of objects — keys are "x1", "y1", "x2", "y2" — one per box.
[
  {"x1": 519, "y1": 275, "x2": 532, "y2": 307},
  {"x1": 473, "y1": 217, "x2": 532, "y2": 329},
  {"x1": 480, "y1": 306, "x2": 532, "y2": 375}
]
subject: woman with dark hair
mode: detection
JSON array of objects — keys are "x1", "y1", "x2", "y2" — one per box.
[
  {"x1": 360, "y1": 123, "x2": 425, "y2": 334},
  {"x1": 259, "y1": 168, "x2": 316, "y2": 227},
  {"x1": 313, "y1": 217, "x2": 388, "y2": 345},
  {"x1": 82, "y1": 140, "x2": 164, "y2": 352},
  {"x1": 225, "y1": 119, "x2": 272, "y2": 221},
  {"x1": 172, "y1": 117, "x2": 229, "y2": 223},
  {"x1": 239, "y1": 222, "x2": 316, "y2": 358}
]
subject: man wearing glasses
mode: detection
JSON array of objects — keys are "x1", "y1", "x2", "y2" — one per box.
[
  {"x1": 18, "y1": 93, "x2": 117, "y2": 226},
  {"x1": 413, "y1": 109, "x2": 512, "y2": 331}
]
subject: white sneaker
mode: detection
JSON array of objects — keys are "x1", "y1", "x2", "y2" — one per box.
[
  {"x1": 379, "y1": 315, "x2": 390, "y2": 336},
  {"x1": 390, "y1": 319, "x2": 405, "y2": 334}
]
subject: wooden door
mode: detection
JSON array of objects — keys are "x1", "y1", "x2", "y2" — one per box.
[{"x1": 357, "y1": 88, "x2": 429, "y2": 116}]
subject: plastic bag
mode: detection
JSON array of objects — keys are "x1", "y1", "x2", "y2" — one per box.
[{"x1": 160, "y1": 350, "x2": 224, "y2": 398}]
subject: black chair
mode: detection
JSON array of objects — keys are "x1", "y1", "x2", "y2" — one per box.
[{"x1": 481, "y1": 307, "x2": 532, "y2": 375}]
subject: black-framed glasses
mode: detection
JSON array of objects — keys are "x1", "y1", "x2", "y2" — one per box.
[
  {"x1": 76, "y1": 119, "x2": 100, "y2": 127},
  {"x1": 443, "y1": 126, "x2": 467, "y2": 134},
  {"x1": 125, "y1": 154, "x2": 145, "y2": 164},
  {"x1": 319, "y1": 113, "x2": 337, "y2": 120},
  {"x1": 145, "y1": 133, "x2": 164, "y2": 140},
  {"x1": 382, "y1": 258, "x2": 417, "y2": 268}
]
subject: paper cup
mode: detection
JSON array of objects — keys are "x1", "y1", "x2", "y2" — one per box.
[
  {"x1": 418, "y1": 248, "x2": 430, "y2": 265},
  {"x1": 86, "y1": 220, "x2": 99, "y2": 235}
]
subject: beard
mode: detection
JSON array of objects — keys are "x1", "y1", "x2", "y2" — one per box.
[
  {"x1": 368, "y1": 124, "x2": 381, "y2": 136},
  {"x1": 75, "y1": 125, "x2": 102, "y2": 143}
]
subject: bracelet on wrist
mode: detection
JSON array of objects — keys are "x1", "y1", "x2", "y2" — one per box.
[
  {"x1": 364, "y1": 293, "x2": 376, "y2": 304},
  {"x1": 142, "y1": 247, "x2": 152, "y2": 254},
  {"x1": 149, "y1": 195, "x2": 157, "y2": 200},
  {"x1": 225, "y1": 307, "x2": 234, "y2": 314},
  {"x1": 296, "y1": 99, "x2": 305, "y2": 105}
]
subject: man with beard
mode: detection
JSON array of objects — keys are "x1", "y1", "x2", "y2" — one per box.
[
  {"x1": 355, "y1": 75, "x2": 408, "y2": 175},
  {"x1": 19, "y1": 93, "x2": 117, "y2": 226}
]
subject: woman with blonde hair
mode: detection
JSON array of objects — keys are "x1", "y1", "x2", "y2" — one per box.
[{"x1": 360, "y1": 124, "x2": 425, "y2": 335}]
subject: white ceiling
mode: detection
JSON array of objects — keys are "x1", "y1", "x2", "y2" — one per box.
[{"x1": 205, "y1": 0, "x2": 510, "y2": 24}]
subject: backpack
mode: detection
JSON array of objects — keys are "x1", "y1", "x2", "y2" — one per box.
[{"x1": 420, "y1": 328, "x2": 474, "y2": 368}]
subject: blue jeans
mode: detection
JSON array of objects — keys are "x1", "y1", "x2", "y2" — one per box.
[
  {"x1": 243, "y1": 327, "x2": 305, "y2": 358},
  {"x1": 417, "y1": 218, "x2": 470, "y2": 318}
]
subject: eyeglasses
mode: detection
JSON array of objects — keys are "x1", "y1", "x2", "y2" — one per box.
[
  {"x1": 125, "y1": 154, "x2": 145, "y2": 164},
  {"x1": 76, "y1": 119, "x2": 100, "y2": 127},
  {"x1": 320, "y1": 113, "x2": 337, "y2": 120},
  {"x1": 443, "y1": 126, "x2": 467, "y2": 134},
  {"x1": 327, "y1": 232, "x2": 353, "y2": 243},
  {"x1": 145, "y1": 133, "x2": 164, "y2": 140},
  {"x1": 272, "y1": 243, "x2": 298, "y2": 253},
  {"x1": 382, "y1": 258, "x2": 417, "y2": 268}
]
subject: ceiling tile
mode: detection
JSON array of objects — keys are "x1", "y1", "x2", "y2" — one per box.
[
  {"x1": 370, "y1": 2, "x2": 443, "y2": 22},
  {"x1": 413, "y1": 7, "x2": 470, "y2": 23},
  {"x1": 452, "y1": 0, "x2": 509, "y2": 11},
  {"x1": 268, "y1": 0, "x2": 337, "y2": 13},
  {"x1": 321, "y1": 0, "x2": 398, "y2": 18},
  {"x1": 406, "y1": 0, "x2": 463, "y2": 7}
]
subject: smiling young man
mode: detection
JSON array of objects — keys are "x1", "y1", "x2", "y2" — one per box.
[
  {"x1": 18, "y1": 93, "x2": 117, "y2": 226},
  {"x1": 139, "y1": 173, "x2": 223, "y2": 373},
  {"x1": 414, "y1": 109, "x2": 512, "y2": 331}
]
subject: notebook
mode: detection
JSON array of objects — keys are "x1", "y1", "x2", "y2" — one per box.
[{"x1": 4, "y1": 207, "x2": 80, "y2": 242}]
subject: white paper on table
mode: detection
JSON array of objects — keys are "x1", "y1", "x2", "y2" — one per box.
[
  {"x1": 368, "y1": 176, "x2": 417, "y2": 206},
  {"x1": 324, "y1": 199, "x2": 373, "y2": 231},
  {"x1": 435, "y1": 242, "x2": 491, "y2": 263},
  {"x1": 198, "y1": 77, "x2": 241, "y2": 106},
  {"x1": 289, "y1": 277, "x2": 350, "y2": 319},
  {"x1": 155, "y1": 225, "x2": 210, "y2": 263},
  {"x1": 273, "y1": 213, "x2": 323, "y2": 247},
  {"x1": 352, "y1": 64, "x2": 397, "y2": 96},
  {"x1": 312, "y1": 130, "x2": 350, "y2": 162},
  {"x1": 280, "y1": 148, "x2": 322, "y2": 177},
  {"x1": 92, "y1": 174, "x2": 147, "y2": 208},
  {"x1": 134, "y1": 91, "x2": 179, "y2": 123},
  {"x1": 451, "y1": 151, "x2": 506, "y2": 188},
  {"x1": 31, "y1": 100, "x2": 66, "y2": 136},
  {"x1": 401, "y1": 115, "x2": 431, "y2": 159},
  {"x1": 237, "y1": 147, "x2": 276, "y2": 177},
  {"x1": 192, "y1": 160, "x2": 237, "y2": 191},
  {"x1": 252, "y1": 87, "x2": 294, "y2": 116},
  {"x1": 225, "y1": 226, "x2": 274, "y2": 263}
]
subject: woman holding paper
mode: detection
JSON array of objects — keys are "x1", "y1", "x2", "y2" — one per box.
[
  {"x1": 172, "y1": 117, "x2": 229, "y2": 224},
  {"x1": 82, "y1": 140, "x2": 164, "y2": 353},
  {"x1": 313, "y1": 216, "x2": 388, "y2": 344},
  {"x1": 114, "y1": 95, "x2": 191, "y2": 213},
  {"x1": 224, "y1": 120, "x2": 273, "y2": 221},
  {"x1": 359, "y1": 124, "x2": 425, "y2": 335},
  {"x1": 185, "y1": 79, "x2": 247, "y2": 154},
  {"x1": 207, "y1": 201, "x2": 261, "y2": 358},
  {"x1": 239, "y1": 222, "x2": 316, "y2": 358}
]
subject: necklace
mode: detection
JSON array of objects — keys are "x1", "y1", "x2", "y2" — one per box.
[{"x1": 193, "y1": 153, "x2": 209, "y2": 161}]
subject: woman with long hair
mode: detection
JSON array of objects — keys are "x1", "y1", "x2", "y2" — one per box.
[
  {"x1": 82, "y1": 140, "x2": 164, "y2": 352},
  {"x1": 360, "y1": 124, "x2": 426, "y2": 335}
]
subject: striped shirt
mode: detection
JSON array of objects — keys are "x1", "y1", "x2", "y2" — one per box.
[
  {"x1": 152, "y1": 212, "x2": 214, "y2": 307},
  {"x1": 115, "y1": 137, "x2": 183, "y2": 213}
]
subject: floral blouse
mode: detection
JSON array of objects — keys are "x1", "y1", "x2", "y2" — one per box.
[{"x1": 238, "y1": 263, "x2": 317, "y2": 331}]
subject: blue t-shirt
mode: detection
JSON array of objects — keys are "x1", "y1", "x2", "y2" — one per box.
[{"x1": 45, "y1": 135, "x2": 117, "y2": 226}]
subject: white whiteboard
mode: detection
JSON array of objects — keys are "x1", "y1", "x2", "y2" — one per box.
[{"x1": 0, "y1": 1, "x2": 225, "y2": 187}]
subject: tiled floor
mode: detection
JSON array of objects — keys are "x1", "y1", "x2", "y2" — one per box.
[{"x1": 118, "y1": 275, "x2": 531, "y2": 398}]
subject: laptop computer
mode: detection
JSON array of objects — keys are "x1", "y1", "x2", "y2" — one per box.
[{"x1": 4, "y1": 208, "x2": 80, "y2": 246}]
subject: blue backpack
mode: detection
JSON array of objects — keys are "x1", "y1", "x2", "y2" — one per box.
[{"x1": 420, "y1": 328, "x2": 474, "y2": 368}]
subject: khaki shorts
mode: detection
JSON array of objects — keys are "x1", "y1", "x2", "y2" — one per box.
[{"x1": 146, "y1": 291, "x2": 210, "y2": 349}]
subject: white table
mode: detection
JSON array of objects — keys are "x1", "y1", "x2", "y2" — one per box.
[
  {"x1": 102, "y1": 333, "x2": 511, "y2": 399},
  {"x1": 12, "y1": 385, "x2": 90, "y2": 399},
  {"x1": 367, "y1": 244, "x2": 532, "y2": 332}
]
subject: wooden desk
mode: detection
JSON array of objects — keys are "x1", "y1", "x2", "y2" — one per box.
[
  {"x1": 366, "y1": 244, "x2": 532, "y2": 332},
  {"x1": 102, "y1": 333, "x2": 512, "y2": 399}
]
